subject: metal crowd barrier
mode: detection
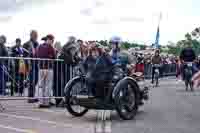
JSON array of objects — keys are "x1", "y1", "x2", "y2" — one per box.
[
  {"x1": 0, "y1": 57, "x2": 178, "y2": 102},
  {"x1": 0, "y1": 57, "x2": 74, "y2": 102},
  {"x1": 144, "y1": 63, "x2": 177, "y2": 79}
]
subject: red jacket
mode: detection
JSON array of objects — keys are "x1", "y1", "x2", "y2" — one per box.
[{"x1": 36, "y1": 43, "x2": 56, "y2": 69}]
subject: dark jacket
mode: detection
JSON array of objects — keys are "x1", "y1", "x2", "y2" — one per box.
[
  {"x1": 0, "y1": 44, "x2": 8, "y2": 57},
  {"x1": 36, "y1": 43, "x2": 56, "y2": 69},
  {"x1": 0, "y1": 44, "x2": 8, "y2": 65},
  {"x1": 84, "y1": 54, "x2": 113, "y2": 82},
  {"x1": 60, "y1": 42, "x2": 80, "y2": 65},
  {"x1": 152, "y1": 55, "x2": 162, "y2": 64},
  {"x1": 83, "y1": 56, "x2": 96, "y2": 73},
  {"x1": 23, "y1": 40, "x2": 39, "y2": 70},
  {"x1": 11, "y1": 46, "x2": 28, "y2": 57},
  {"x1": 23, "y1": 40, "x2": 39, "y2": 58},
  {"x1": 10, "y1": 46, "x2": 27, "y2": 72},
  {"x1": 180, "y1": 47, "x2": 196, "y2": 62}
]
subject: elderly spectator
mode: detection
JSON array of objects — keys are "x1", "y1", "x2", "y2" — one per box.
[
  {"x1": 60, "y1": 36, "x2": 80, "y2": 82},
  {"x1": 36, "y1": 34, "x2": 56, "y2": 108},
  {"x1": 60, "y1": 36, "x2": 80, "y2": 64},
  {"x1": 23, "y1": 30, "x2": 39, "y2": 103},
  {"x1": 54, "y1": 36, "x2": 81, "y2": 106},
  {"x1": 0, "y1": 35, "x2": 8, "y2": 95}
]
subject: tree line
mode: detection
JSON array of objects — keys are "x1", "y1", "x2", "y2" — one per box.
[{"x1": 99, "y1": 27, "x2": 200, "y2": 56}]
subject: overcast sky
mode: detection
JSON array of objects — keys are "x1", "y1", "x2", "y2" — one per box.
[{"x1": 0, "y1": 0, "x2": 200, "y2": 45}]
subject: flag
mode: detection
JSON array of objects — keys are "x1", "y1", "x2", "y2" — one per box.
[
  {"x1": 154, "y1": 26, "x2": 160, "y2": 48},
  {"x1": 153, "y1": 12, "x2": 162, "y2": 48}
]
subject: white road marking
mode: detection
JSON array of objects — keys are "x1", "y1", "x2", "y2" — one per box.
[
  {"x1": 104, "y1": 111, "x2": 112, "y2": 133},
  {"x1": 0, "y1": 113, "x2": 75, "y2": 128},
  {"x1": 5, "y1": 109, "x2": 66, "y2": 115},
  {"x1": 95, "y1": 110, "x2": 103, "y2": 133},
  {"x1": 32, "y1": 108, "x2": 67, "y2": 115},
  {"x1": 95, "y1": 110, "x2": 112, "y2": 133},
  {"x1": 0, "y1": 124, "x2": 35, "y2": 133}
]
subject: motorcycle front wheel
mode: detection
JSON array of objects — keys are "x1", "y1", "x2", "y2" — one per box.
[{"x1": 65, "y1": 77, "x2": 89, "y2": 117}]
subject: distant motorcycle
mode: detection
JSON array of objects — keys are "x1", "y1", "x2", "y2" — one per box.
[
  {"x1": 152, "y1": 64, "x2": 161, "y2": 87},
  {"x1": 183, "y1": 62, "x2": 194, "y2": 91}
]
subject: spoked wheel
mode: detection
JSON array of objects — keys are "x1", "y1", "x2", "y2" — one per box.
[
  {"x1": 65, "y1": 78, "x2": 88, "y2": 117},
  {"x1": 154, "y1": 72, "x2": 159, "y2": 87},
  {"x1": 184, "y1": 69, "x2": 193, "y2": 92},
  {"x1": 155, "y1": 76, "x2": 159, "y2": 87},
  {"x1": 114, "y1": 79, "x2": 139, "y2": 120}
]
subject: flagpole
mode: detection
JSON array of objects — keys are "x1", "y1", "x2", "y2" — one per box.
[
  {"x1": 155, "y1": 12, "x2": 162, "y2": 49},
  {"x1": 158, "y1": 12, "x2": 162, "y2": 27}
]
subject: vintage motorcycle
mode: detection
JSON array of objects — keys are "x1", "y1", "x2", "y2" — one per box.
[
  {"x1": 152, "y1": 64, "x2": 162, "y2": 87},
  {"x1": 183, "y1": 62, "x2": 194, "y2": 91},
  {"x1": 64, "y1": 64, "x2": 149, "y2": 120}
]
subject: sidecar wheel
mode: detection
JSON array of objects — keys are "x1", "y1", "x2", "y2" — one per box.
[{"x1": 114, "y1": 79, "x2": 139, "y2": 120}]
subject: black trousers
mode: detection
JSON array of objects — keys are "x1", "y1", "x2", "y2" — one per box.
[
  {"x1": 11, "y1": 72, "x2": 25, "y2": 95},
  {"x1": 28, "y1": 62, "x2": 39, "y2": 98}
]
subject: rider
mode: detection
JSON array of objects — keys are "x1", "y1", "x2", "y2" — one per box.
[
  {"x1": 151, "y1": 49, "x2": 162, "y2": 84},
  {"x1": 179, "y1": 42, "x2": 198, "y2": 81},
  {"x1": 109, "y1": 36, "x2": 136, "y2": 75},
  {"x1": 109, "y1": 36, "x2": 147, "y2": 105}
]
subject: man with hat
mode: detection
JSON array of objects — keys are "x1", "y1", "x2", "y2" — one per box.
[{"x1": 36, "y1": 34, "x2": 56, "y2": 108}]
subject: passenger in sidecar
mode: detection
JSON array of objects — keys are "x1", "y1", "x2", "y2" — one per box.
[{"x1": 81, "y1": 43, "x2": 113, "y2": 98}]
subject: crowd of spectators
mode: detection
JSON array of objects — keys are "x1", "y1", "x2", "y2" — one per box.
[{"x1": 1, "y1": 30, "x2": 200, "y2": 108}]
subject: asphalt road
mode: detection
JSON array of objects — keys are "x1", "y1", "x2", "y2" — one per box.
[
  {"x1": 112, "y1": 79, "x2": 200, "y2": 133},
  {"x1": 0, "y1": 79, "x2": 200, "y2": 133},
  {"x1": 0, "y1": 101, "x2": 96, "y2": 133}
]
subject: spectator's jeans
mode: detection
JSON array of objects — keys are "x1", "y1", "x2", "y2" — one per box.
[
  {"x1": 37, "y1": 69, "x2": 53, "y2": 106},
  {"x1": 28, "y1": 62, "x2": 38, "y2": 97},
  {"x1": 0, "y1": 65, "x2": 6, "y2": 95}
]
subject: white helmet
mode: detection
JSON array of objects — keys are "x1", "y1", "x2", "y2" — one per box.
[{"x1": 109, "y1": 36, "x2": 122, "y2": 44}]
